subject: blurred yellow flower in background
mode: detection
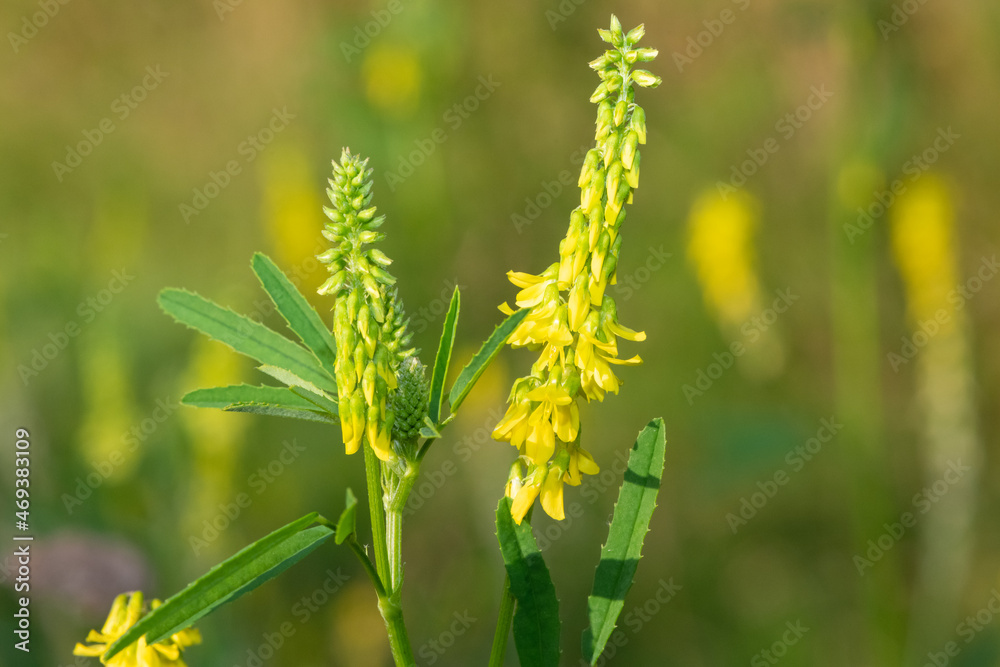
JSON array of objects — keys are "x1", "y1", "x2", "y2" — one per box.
[
  {"x1": 687, "y1": 188, "x2": 762, "y2": 328},
  {"x1": 362, "y1": 43, "x2": 422, "y2": 117},
  {"x1": 74, "y1": 591, "x2": 201, "y2": 667}
]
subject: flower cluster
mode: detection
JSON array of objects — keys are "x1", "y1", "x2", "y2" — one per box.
[
  {"x1": 73, "y1": 591, "x2": 201, "y2": 667},
  {"x1": 319, "y1": 149, "x2": 414, "y2": 461},
  {"x1": 494, "y1": 16, "x2": 660, "y2": 524}
]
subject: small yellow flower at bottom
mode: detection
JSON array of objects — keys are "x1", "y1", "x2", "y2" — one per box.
[{"x1": 74, "y1": 592, "x2": 201, "y2": 667}]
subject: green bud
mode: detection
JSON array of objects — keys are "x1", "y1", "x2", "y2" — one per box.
[
  {"x1": 630, "y1": 106, "x2": 647, "y2": 144},
  {"x1": 621, "y1": 130, "x2": 638, "y2": 170},
  {"x1": 630, "y1": 69, "x2": 661, "y2": 88},
  {"x1": 613, "y1": 100, "x2": 627, "y2": 127},
  {"x1": 589, "y1": 55, "x2": 609, "y2": 70},
  {"x1": 625, "y1": 24, "x2": 645, "y2": 45},
  {"x1": 589, "y1": 82, "x2": 610, "y2": 104},
  {"x1": 625, "y1": 151, "x2": 640, "y2": 189},
  {"x1": 605, "y1": 162, "x2": 623, "y2": 202},
  {"x1": 389, "y1": 356, "x2": 428, "y2": 442}
]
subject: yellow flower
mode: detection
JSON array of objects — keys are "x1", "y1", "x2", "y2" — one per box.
[
  {"x1": 74, "y1": 592, "x2": 201, "y2": 667},
  {"x1": 494, "y1": 16, "x2": 657, "y2": 523}
]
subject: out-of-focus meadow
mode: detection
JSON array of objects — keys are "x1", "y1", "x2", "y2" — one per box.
[{"x1": 1, "y1": 0, "x2": 999, "y2": 665}]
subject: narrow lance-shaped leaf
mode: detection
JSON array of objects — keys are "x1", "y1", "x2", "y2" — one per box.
[
  {"x1": 428, "y1": 287, "x2": 460, "y2": 424},
  {"x1": 183, "y1": 384, "x2": 330, "y2": 412},
  {"x1": 335, "y1": 488, "x2": 358, "y2": 545},
  {"x1": 496, "y1": 498, "x2": 561, "y2": 667},
  {"x1": 183, "y1": 384, "x2": 337, "y2": 424},
  {"x1": 159, "y1": 288, "x2": 338, "y2": 395},
  {"x1": 251, "y1": 252, "x2": 338, "y2": 376},
  {"x1": 448, "y1": 309, "x2": 529, "y2": 414},
  {"x1": 257, "y1": 364, "x2": 337, "y2": 402},
  {"x1": 103, "y1": 513, "x2": 334, "y2": 661},
  {"x1": 581, "y1": 418, "x2": 667, "y2": 665},
  {"x1": 225, "y1": 403, "x2": 336, "y2": 424}
]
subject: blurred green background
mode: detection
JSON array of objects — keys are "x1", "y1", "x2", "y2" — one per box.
[{"x1": 2, "y1": 0, "x2": 999, "y2": 665}]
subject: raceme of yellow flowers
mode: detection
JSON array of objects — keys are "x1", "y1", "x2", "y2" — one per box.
[
  {"x1": 493, "y1": 16, "x2": 660, "y2": 524},
  {"x1": 317, "y1": 149, "x2": 415, "y2": 462}
]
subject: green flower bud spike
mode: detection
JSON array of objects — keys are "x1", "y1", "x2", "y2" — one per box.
[
  {"x1": 319, "y1": 148, "x2": 414, "y2": 462},
  {"x1": 493, "y1": 15, "x2": 658, "y2": 524}
]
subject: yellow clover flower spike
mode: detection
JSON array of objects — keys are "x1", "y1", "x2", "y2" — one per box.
[
  {"x1": 494, "y1": 15, "x2": 659, "y2": 523},
  {"x1": 318, "y1": 148, "x2": 418, "y2": 462},
  {"x1": 73, "y1": 591, "x2": 201, "y2": 667}
]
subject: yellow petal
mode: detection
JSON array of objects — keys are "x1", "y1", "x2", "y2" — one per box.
[
  {"x1": 73, "y1": 643, "x2": 106, "y2": 657},
  {"x1": 498, "y1": 301, "x2": 515, "y2": 315},
  {"x1": 603, "y1": 353, "x2": 643, "y2": 366},
  {"x1": 608, "y1": 319, "x2": 645, "y2": 341},
  {"x1": 540, "y1": 471, "x2": 565, "y2": 520},
  {"x1": 511, "y1": 482, "x2": 541, "y2": 524},
  {"x1": 515, "y1": 280, "x2": 551, "y2": 308},
  {"x1": 575, "y1": 448, "x2": 600, "y2": 475},
  {"x1": 508, "y1": 271, "x2": 545, "y2": 288}
]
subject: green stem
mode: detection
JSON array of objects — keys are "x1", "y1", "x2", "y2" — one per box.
[
  {"x1": 347, "y1": 537, "x2": 387, "y2": 599},
  {"x1": 379, "y1": 594, "x2": 416, "y2": 667},
  {"x1": 364, "y1": 442, "x2": 418, "y2": 665},
  {"x1": 488, "y1": 573, "x2": 515, "y2": 667},
  {"x1": 362, "y1": 442, "x2": 391, "y2": 592},
  {"x1": 386, "y1": 462, "x2": 419, "y2": 593}
]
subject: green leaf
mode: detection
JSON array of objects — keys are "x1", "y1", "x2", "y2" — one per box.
[
  {"x1": 183, "y1": 384, "x2": 329, "y2": 412},
  {"x1": 581, "y1": 418, "x2": 667, "y2": 665},
  {"x1": 103, "y1": 513, "x2": 333, "y2": 661},
  {"x1": 289, "y1": 386, "x2": 341, "y2": 417},
  {"x1": 448, "y1": 309, "x2": 529, "y2": 414},
  {"x1": 225, "y1": 403, "x2": 336, "y2": 424},
  {"x1": 251, "y1": 253, "x2": 337, "y2": 376},
  {"x1": 335, "y1": 488, "x2": 358, "y2": 545},
  {"x1": 419, "y1": 416, "x2": 441, "y2": 440},
  {"x1": 257, "y1": 364, "x2": 337, "y2": 402},
  {"x1": 428, "y1": 287, "x2": 460, "y2": 424},
  {"x1": 496, "y1": 498, "x2": 561, "y2": 667},
  {"x1": 182, "y1": 384, "x2": 336, "y2": 423},
  {"x1": 159, "y1": 288, "x2": 337, "y2": 395}
]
